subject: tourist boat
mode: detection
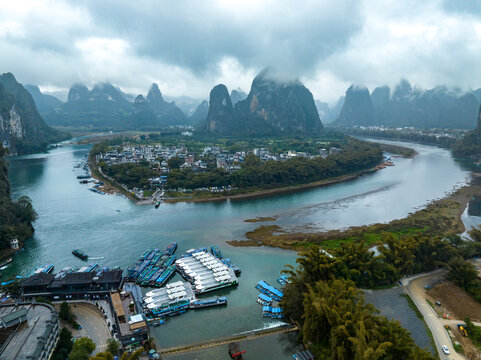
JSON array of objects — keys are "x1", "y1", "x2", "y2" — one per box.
[{"x1": 72, "y1": 249, "x2": 88, "y2": 260}]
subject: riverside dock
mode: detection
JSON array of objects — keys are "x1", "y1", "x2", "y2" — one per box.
[{"x1": 176, "y1": 248, "x2": 238, "y2": 294}]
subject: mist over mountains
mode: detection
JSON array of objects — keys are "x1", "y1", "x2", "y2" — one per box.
[
  {"x1": 41, "y1": 82, "x2": 192, "y2": 130},
  {"x1": 23, "y1": 72, "x2": 481, "y2": 134},
  {"x1": 335, "y1": 80, "x2": 481, "y2": 129},
  {"x1": 201, "y1": 68, "x2": 323, "y2": 136}
]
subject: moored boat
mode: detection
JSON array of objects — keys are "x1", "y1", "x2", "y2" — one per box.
[{"x1": 211, "y1": 245, "x2": 222, "y2": 259}]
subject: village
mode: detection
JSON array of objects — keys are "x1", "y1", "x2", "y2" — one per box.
[{"x1": 93, "y1": 143, "x2": 343, "y2": 195}]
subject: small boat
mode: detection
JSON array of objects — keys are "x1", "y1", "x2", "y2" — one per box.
[
  {"x1": 155, "y1": 201, "x2": 161, "y2": 208},
  {"x1": 43, "y1": 264, "x2": 54, "y2": 273},
  {"x1": 0, "y1": 258, "x2": 12, "y2": 269},
  {"x1": 72, "y1": 249, "x2": 89, "y2": 260},
  {"x1": 165, "y1": 242, "x2": 177, "y2": 256},
  {"x1": 211, "y1": 245, "x2": 222, "y2": 259},
  {"x1": 229, "y1": 342, "x2": 245, "y2": 360}
]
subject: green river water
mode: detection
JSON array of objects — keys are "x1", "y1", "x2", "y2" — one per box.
[{"x1": 5, "y1": 140, "x2": 476, "y2": 358}]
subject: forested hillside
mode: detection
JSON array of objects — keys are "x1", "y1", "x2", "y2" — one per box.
[{"x1": 0, "y1": 145, "x2": 37, "y2": 253}]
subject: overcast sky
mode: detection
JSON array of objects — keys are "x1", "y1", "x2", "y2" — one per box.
[{"x1": 1, "y1": 0, "x2": 481, "y2": 103}]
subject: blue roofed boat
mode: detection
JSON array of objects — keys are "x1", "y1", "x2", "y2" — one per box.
[
  {"x1": 165, "y1": 242, "x2": 177, "y2": 256},
  {"x1": 211, "y1": 245, "x2": 222, "y2": 259}
]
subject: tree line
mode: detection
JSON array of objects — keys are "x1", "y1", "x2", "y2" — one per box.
[
  {"x1": 167, "y1": 139, "x2": 383, "y2": 190},
  {"x1": 280, "y1": 227, "x2": 481, "y2": 359}
]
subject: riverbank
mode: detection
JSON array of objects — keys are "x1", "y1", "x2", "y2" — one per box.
[
  {"x1": 163, "y1": 169, "x2": 377, "y2": 203},
  {"x1": 88, "y1": 154, "x2": 140, "y2": 202},
  {"x1": 87, "y1": 157, "x2": 388, "y2": 205},
  {"x1": 86, "y1": 138, "x2": 414, "y2": 205},
  {"x1": 229, "y1": 177, "x2": 481, "y2": 251}
]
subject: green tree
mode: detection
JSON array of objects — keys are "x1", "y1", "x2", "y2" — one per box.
[
  {"x1": 52, "y1": 327, "x2": 73, "y2": 360},
  {"x1": 59, "y1": 301, "x2": 75, "y2": 323},
  {"x1": 167, "y1": 156, "x2": 184, "y2": 169},
  {"x1": 90, "y1": 352, "x2": 114, "y2": 360},
  {"x1": 120, "y1": 348, "x2": 144, "y2": 360},
  {"x1": 69, "y1": 337, "x2": 96, "y2": 360},
  {"x1": 106, "y1": 338, "x2": 120, "y2": 356},
  {"x1": 447, "y1": 256, "x2": 478, "y2": 289}
]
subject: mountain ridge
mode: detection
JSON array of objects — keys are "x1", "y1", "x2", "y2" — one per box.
[
  {"x1": 0, "y1": 73, "x2": 68, "y2": 154},
  {"x1": 202, "y1": 68, "x2": 323, "y2": 136}
]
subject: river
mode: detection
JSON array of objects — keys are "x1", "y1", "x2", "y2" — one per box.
[{"x1": 4, "y1": 139, "x2": 476, "y2": 358}]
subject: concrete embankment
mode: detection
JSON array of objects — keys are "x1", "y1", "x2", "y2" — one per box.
[{"x1": 159, "y1": 324, "x2": 298, "y2": 356}]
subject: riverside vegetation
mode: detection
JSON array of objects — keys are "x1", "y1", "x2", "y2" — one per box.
[
  {"x1": 279, "y1": 224, "x2": 481, "y2": 359},
  {"x1": 0, "y1": 145, "x2": 37, "y2": 255},
  {"x1": 281, "y1": 246, "x2": 437, "y2": 359},
  {"x1": 233, "y1": 176, "x2": 481, "y2": 251}
]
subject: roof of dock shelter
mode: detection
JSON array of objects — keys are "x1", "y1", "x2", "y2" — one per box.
[
  {"x1": 22, "y1": 272, "x2": 55, "y2": 287},
  {"x1": 63, "y1": 272, "x2": 95, "y2": 285},
  {"x1": 110, "y1": 292, "x2": 125, "y2": 318},
  {"x1": 96, "y1": 270, "x2": 123, "y2": 283}
]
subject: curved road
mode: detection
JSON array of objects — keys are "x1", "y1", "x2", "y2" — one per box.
[
  {"x1": 72, "y1": 303, "x2": 111, "y2": 355},
  {"x1": 403, "y1": 270, "x2": 463, "y2": 360}
]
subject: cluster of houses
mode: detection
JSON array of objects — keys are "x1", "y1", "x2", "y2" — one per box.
[{"x1": 96, "y1": 143, "x2": 343, "y2": 191}]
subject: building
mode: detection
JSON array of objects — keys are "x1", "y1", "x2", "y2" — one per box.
[
  {"x1": 0, "y1": 303, "x2": 59, "y2": 360},
  {"x1": 22, "y1": 269, "x2": 124, "y2": 300},
  {"x1": 110, "y1": 290, "x2": 149, "y2": 350},
  {"x1": 9, "y1": 238, "x2": 19, "y2": 250}
]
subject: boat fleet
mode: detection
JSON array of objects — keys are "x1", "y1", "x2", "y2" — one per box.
[
  {"x1": 255, "y1": 280, "x2": 284, "y2": 319},
  {"x1": 127, "y1": 243, "x2": 178, "y2": 287},
  {"x1": 176, "y1": 248, "x2": 238, "y2": 294},
  {"x1": 142, "y1": 281, "x2": 228, "y2": 318},
  {"x1": 126, "y1": 244, "x2": 241, "y2": 322}
]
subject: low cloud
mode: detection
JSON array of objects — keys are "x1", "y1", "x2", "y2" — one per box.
[{"x1": 0, "y1": 0, "x2": 480, "y2": 104}]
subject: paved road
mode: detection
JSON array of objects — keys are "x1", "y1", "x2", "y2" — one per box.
[
  {"x1": 403, "y1": 270, "x2": 463, "y2": 360},
  {"x1": 72, "y1": 303, "x2": 110, "y2": 355}
]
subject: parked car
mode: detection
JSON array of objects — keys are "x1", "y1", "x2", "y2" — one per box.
[{"x1": 442, "y1": 345, "x2": 450, "y2": 355}]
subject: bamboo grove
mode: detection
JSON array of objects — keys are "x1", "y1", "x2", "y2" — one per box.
[{"x1": 280, "y1": 229, "x2": 481, "y2": 359}]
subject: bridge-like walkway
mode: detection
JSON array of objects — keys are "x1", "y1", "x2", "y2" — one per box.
[{"x1": 159, "y1": 324, "x2": 299, "y2": 356}]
